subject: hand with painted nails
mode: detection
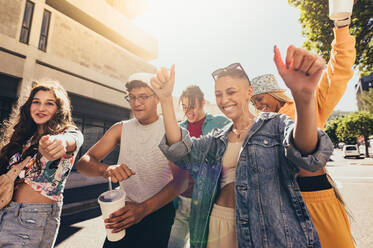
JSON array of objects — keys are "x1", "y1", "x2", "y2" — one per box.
[
  {"x1": 273, "y1": 45, "x2": 325, "y2": 103},
  {"x1": 39, "y1": 135, "x2": 67, "y2": 161},
  {"x1": 150, "y1": 65, "x2": 175, "y2": 100},
  {"x1": 104, "y1": 164, "x2": 136, "y2": 183}
]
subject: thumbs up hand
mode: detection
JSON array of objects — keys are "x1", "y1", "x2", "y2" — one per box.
[{"x1": 150, "y1": 65, "x2": 176, "y2": 100}]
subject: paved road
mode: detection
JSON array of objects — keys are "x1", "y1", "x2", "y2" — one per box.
[
  {"x1": 327, "y1": 149, "x2": 373, "y2": 248},
  {"x1": 55, "y1": 208, "x2": 105, "y2": 248},
  {"x1": 55, "y1": 149, "x2": 373, "y2": 248}
]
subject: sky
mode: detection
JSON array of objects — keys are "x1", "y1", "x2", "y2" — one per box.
[{"x1": 133, "y1": 0, "x2": 359, "y2": 111}]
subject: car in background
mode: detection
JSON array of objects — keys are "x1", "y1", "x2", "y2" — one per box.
[{"x1": 343, "y1": 144, "x2": 360, "y2": 158}]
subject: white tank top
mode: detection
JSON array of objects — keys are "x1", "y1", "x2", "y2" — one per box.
[{"x1": 118, "y1": 117, "x2": 173, "y2": 203}]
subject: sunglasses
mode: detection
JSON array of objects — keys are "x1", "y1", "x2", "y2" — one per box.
[{"x1": 211, "y1": 63, "x2": 250, "y2": 82}]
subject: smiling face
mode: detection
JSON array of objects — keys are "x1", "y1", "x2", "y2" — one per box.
[
  {"x1": 30, "y1": 90, "x2": 58, "y2": 127},
  {"x1": 128, "y1": 86, "x2": 159, "y2": 124},
  {"x1": 251, "y1": 93, "x2": 282, "y2": 113},
  {"x1": 214, "y1": 76, "x2": 253, "y2": 122}
]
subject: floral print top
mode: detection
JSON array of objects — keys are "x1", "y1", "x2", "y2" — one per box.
[{"x1": 8, "y1": 128, "x2": 84, "y2": 201}]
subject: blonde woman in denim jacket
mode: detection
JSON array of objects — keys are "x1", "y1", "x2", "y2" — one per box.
[{"x1": 151, "y1": 45, "x2": 334, "y2": 248}]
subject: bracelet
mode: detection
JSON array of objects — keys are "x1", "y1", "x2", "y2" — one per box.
[{"x1": 334, "y1": 16, "x2": 351, "y2": 28}]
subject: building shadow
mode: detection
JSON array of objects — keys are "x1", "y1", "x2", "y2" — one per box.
[{"x1": 55, "y1": 207, "x2": 101, "y2": 245}]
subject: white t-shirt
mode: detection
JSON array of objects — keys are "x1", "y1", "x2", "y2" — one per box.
[{"x1": 118, "y1": 117, "x2": 173, "y2": 203}]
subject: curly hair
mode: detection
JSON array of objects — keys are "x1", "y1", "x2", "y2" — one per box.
[{"x1": 0, "y1": 81, "x2": 75, "y2": 175}]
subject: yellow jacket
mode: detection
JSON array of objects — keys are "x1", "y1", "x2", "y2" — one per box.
[{"x1": 278, "y1": 26, "x2": 356, "y2": 129}]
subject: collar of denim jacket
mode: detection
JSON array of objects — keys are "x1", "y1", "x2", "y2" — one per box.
[
  {"x1": 213, "y1": 112, "x2": 277, "y2": 140},
  {"x1": 213, "y1": 122, "x2": 233, "y2": 139}
]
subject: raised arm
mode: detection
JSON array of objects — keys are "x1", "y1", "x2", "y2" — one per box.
[
  {"x1": 150, "y1": 65, "x2": 181, "y2": 145},
  {"x1": 274, "y1": 45, "x2": 325, "y2": 155},
  {"x1": 316, "y1": 26, "x2": 356, "y2": 128},
  {"x1": 150, "y1": 65, "x2": 215, "y2": 172},
  {"x1": 76, "y1": 122, "x2": 135, "y2": 181}
]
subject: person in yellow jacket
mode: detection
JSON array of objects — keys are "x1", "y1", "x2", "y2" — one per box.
[{"x1": 251, "y1": 25, "x2": 356, "y2": 248}]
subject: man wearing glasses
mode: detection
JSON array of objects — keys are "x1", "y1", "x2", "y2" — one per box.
[{"x1": 76, "y1": 73, "x2": 188, "y2": 248}]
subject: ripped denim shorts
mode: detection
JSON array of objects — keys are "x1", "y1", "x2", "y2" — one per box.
[{"x1": 0, "y1": 201, "x2": 62, "y2": 248}]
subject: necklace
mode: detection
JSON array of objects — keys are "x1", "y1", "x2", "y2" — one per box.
[
  {"x1": 232, "y1": 126, "x2": 250, "y2": 139},
  {"x1": 231, "y1": 117, "x2": 255, "y2": 139}
]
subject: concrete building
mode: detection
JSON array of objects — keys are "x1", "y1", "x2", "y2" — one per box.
[
  {"x1": 0, "y1": 0, "x2": 157, "y2": 213},
  {"x1": 356, "y1": 72, "x2": 373, "y2": 94},
  {"x1": 355, "y1": 72, "x2": 373, "y2": 111}
]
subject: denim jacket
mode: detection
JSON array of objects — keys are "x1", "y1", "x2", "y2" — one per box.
[
  {"x1": 159, "y1": 112, "x2": 333, "y2": 248},
  {"x1": 175, "y1": 113, "x2": 230, "y2": 208},
  {"x1": 179, "y1": 113, "x2": 231, "y2": 135}
]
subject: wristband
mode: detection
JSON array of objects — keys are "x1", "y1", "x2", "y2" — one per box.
[{"x1": 334, "y1": 17, "x2": 351, "y2": 28}]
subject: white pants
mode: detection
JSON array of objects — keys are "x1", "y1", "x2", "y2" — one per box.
[{"x1": 207, "y1": 204, "x2": 237, "y2": 248}]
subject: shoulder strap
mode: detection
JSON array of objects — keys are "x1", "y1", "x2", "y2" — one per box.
[{"x1": 7, "y1": 157, "x2": 32, "y2": 181}]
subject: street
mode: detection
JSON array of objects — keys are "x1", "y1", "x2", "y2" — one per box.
[
  {"x1": 327, "y1": 150, "x2": 373, "y2": 248},
  {"x1": 55, "y1": 149, "x2": 373, "y2": 248}
]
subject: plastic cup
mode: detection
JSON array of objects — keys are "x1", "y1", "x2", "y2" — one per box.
[
  {"x1": 329, "y1": 0, "x2": 354, "y2": 20},
  {"x1": 98, "y1": 189, "x2": 126, "y2": 242}
]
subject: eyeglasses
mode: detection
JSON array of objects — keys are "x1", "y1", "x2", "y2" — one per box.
[
  {"x1": 211, "y1": 63, "x2": 250, "y2": 82},
  {"x1": 125, "y1": 94, "x2": 155, "y2": 104}
]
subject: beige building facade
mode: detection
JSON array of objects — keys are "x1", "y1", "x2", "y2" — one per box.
[
  {"x1": 0, "y1": 0, "x2": 158, "y2": 208},
  {"x1": 0, "y1": 0, "x2": 156, "y2": 148},
  {"x1": 0, "y1": 0, "x2": 156, "y2": 108}
]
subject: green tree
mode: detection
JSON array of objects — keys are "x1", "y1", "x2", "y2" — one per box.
[
  {"x1": 357, "y1": 88, "x2": 373, "y2": 113},
  {"x1": 327, "y1": 110, "x2": 352, "y2": 122},
  {"x1": 288, "y1": 0, "x2": 373, "y2": 76},
  {"x1": 336, "y1": 111, "x2": 373, "y2": 157},
  {"x1": 325, "y1": 118, "x2": 342, "y2": 146}
]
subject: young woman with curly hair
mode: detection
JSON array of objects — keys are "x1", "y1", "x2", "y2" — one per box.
[{"x1": 0, "y1": 81, "x2": 83, "y2": 248}]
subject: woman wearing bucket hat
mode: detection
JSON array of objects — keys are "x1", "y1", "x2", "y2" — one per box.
[
  {"x1": 250, "y1": 74, "x2": 295, "y2": 116},
  {"x1": 251, "y1": 25, "x2": 356, "y2": 248}
]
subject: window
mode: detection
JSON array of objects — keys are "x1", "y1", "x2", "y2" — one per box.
[
  {"x1": 0, "y1": 97, "x2": 15, "y2": 127},
  {"x1": 73, "y1": 114, "x2": 120, "y2": 166},
  {"x1": 20, "y1": 0, "x2": 35, "y2": 44},
  {"x1": 68, "y1": 93, "x2": 130, "y2": 170},
  {"x1": 38, "y1": 10, "x2": 51, "y2": 51},
  {"x1": 346, "y1": 146, "x2": 357, "y2": 151},
  {"x1": 0, "y1": 74, "x2": 20, "y2": 135}
]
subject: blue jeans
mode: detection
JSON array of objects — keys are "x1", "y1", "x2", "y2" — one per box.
[
  {"x1": 168, "y1": 196, "x2": 191, "y2": 248},
  {"x1": 0, "y1": 201, "x2": 62, "y2": 248}
]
